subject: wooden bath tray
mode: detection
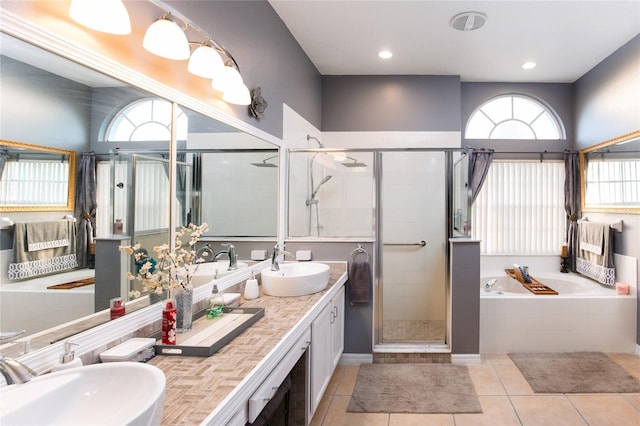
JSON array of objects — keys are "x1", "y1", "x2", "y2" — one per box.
[
  {"x1": 154, "y1": 306, "x2": 264, "y2": 357},
  {"x1": 505, "y1": 268, "x2": 558, "y2": 295}
]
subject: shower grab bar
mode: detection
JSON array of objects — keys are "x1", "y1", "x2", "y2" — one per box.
[{"x1": 383, "y1": 240, "x2": 426, "y2": 247}]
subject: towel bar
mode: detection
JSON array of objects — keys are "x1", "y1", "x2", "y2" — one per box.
[{"x1": 383, "y1": 240, "x2": 426, "y2": 247}]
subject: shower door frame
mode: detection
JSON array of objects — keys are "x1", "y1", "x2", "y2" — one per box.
[{"x1": 373, "y1": 148, "x2": 458, "y2": 353}]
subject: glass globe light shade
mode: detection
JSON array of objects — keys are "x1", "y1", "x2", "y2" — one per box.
[
  {"x1": 143, "y1": 17, "x2": 190, "y2": 60},
  {"x1": 211, "y1": 65, "x2": 243, "y2": 92},
  {"x1": 188, "y1": 45, "x2": 225, "y2": 78},
  {"x1": 222, "y1": 82, "x2": 252, "y2": 106},
  {"x1": 70, "y1": 0, "x2": 131, "y2": 35}
]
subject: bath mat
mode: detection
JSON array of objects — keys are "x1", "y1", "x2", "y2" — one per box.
[
  {"x1": 47, "y1": 277, "x2": 95, "y2": 290},
  {"x1": 347, "y1": 363, "x2": 482, "y2": 414},
  {"x1": 509, "y1": 352, "x2": 640, "y2": 393}
]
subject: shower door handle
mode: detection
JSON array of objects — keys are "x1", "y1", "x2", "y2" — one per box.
[{"x1": 383, "y1": 240, "x2": 426, "y2": 247}]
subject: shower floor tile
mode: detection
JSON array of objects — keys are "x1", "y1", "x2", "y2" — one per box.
[{"x1": 382, "y1": 319, "x2": 445, "y2": 342}]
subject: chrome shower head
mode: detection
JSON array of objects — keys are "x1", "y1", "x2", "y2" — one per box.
[
  {"x1": 341, "y1": 156, "x2": 367, "y2": 168},
  {"x1": 311, "y1": 175, "x2": 333, "y2": 199},
  {"x1": 251, "y1": 155, "x2": 278, "y2": 168}
]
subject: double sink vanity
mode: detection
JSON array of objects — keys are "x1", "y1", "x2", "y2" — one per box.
[{"x1": 0, "y1": 261, "x2": 347, "y2": 426}]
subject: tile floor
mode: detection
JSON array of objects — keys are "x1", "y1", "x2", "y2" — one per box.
[{"x1": 310, "y1": 353, "x2": 640, "y2": 426}]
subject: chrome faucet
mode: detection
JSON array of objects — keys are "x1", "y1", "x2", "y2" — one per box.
[
  {"x1": 0, "y1": 356, "x2": 37, "y2": 385},
  {"x1": 213, "y1": 243, "x2": 237, "y2": 271},
  {"x1": 484, "y1": 279, "x2": 497, "y2": 292},
  {"x1": 271, "y1": 244, "x2": 293, "y2": 271}
]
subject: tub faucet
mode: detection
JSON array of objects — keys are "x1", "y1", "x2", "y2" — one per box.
[
  {"x1": 484, "y1": 279, "x2": 497, "y2": 292},
  {"x1": 0, "y1": 356, "x2": 37, "y2": 385},
  {"x1": 213, "y1": 243, "x2": 237, "y2": 271},
  {"x1": 271, "y1": 244, "x2": 293, "y2": 271}
]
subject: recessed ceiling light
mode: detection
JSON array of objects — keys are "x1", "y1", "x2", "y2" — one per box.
[
  {"x1": 378, "y1": 50, "x2": 393, "y2": 59},
  {"x1": 522, "y1": 61, "x2": 537, "y2": 70}
]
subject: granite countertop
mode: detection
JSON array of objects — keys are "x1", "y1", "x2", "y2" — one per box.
[{"x1": 148, "y1": 262, "x2": 347, "y2": 425}]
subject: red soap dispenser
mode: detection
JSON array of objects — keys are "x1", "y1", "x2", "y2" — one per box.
[
  {"x1": 110, "y1": 297, "x2": 125, "y2": 320},
  {"x1": 162, "y1": 299, "x2": 177, "y2": 345}
]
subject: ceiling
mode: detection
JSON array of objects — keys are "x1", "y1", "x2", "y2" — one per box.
[{"x1": 268, "y1": 0, "x2": 640, "y2": 83}]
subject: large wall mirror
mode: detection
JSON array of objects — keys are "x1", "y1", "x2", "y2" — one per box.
[
  {"x1": 0, "y1": 140, "x2": 76, "y2": 212},
  {"x1": 580, "y1": 129, "x2": 640, "y2": 214},
  {"x1": 0, "y1": 30, "x2": 278, "y2": 355}
]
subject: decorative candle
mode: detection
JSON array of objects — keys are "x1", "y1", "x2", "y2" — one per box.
[{"x1": 561, "y1": 243, "x2": 568, "y2": 258}]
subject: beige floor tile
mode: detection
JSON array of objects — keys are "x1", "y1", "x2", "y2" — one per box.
[
  {"x1": 454, "y1": 395, "x2": 521, "y2": 426},
  {"x1": 325, "y1": 365, "x2": 345, "y2": 396},
  {"x1": 484, "y1": 353, "x2": 515, "y2": 366},
  {"x1": 620, "y1": 361, "x2": 640, "y2": 380},
  {"x1": 622, "y1": 394, "x2": 640, "y2": 411},
  {"x1": 389, "y1": 413, "x2": 455, "y2": 425},
  {"x1": 568, "y1": 394, "x2": 640, "y2": 426},
  {"x1": 468, "y1": 364, "x2": 507, "y2": 395},
  {"x1": 606, "y1": 353, "x2": 640, "y2": 365},
  {"x1": 494, "y1": 364, "x2": 534, "y2": 395},
  {"x1": 310, "y1": 391, "x2": 334, "y2": 426},
  {"x1": 335, "y1": 365, "x2": 360, "y2": 396},
  {"x1": 510, "y1": 395, "x2": 586, "y2": 426},
  {"x1": 322, "y1": 395, "x2": 389, "y2": 426}
]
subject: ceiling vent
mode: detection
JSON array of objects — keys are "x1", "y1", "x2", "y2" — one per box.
[{"x1": 449, "y1": 12, "x2": 487, "y2": 31}]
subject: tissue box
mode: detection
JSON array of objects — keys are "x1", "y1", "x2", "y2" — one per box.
[
  {"x1": 251, "y1": 249, "x2": 268, "y2": 261},
  {"x1": 296, "y1": 250, "x2": 312, "y2": 261},
  {"x1": 100, "y1": 338, "x2": 156, "y2": 362}
]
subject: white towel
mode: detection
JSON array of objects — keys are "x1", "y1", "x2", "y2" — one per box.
[{"x1": 579, "y1": 220, "x2": 604, "y2": 255}]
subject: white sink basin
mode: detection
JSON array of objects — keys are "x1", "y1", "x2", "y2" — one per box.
[
  {"x1": 182, "y1": 261, "x2": 248, "y2": 286},
  {"x1": 0, "y1": 362, "x2": 165, "y2": 425},
  {"x1": 261, "y1": 262, "x2": 330, "y2": 297}
]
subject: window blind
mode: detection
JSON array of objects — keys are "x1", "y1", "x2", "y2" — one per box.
[{"x1": 471, "y1": 160, "x2": 565, "y2": 255}]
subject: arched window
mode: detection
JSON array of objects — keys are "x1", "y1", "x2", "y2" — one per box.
[
  {"x1": 465, "y1": 94, "x2": 564, "y2": 140},
  {"x1": 105, "y1": 98, "x2": 188, "y2": 142}
]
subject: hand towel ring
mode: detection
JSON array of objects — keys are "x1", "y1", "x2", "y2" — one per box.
[{"x1": 350, "y1": 244, "x2": 370, "y2": 262}]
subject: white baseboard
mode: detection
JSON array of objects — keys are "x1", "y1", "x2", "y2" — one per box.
[
  {"x1": 340, "y1": 353, "x2": 373, "y2": 365},
  {"x1": 636, "y1": 344, "x2": 640, "y2": 356},
  {"x1": 452, "y1": 354, "x2": 482, "y2": 365}
]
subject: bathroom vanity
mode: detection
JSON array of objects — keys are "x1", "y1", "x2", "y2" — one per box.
[{"x1": 148, "y1": 262, "x2": 347, "y2": 425}]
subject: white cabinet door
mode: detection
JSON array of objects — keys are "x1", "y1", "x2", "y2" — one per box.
[
  {"x1": 310, "y1": 302, "x2": 332, "y2": 415},
  {"x1": 330, "y1": 286, "x2": 345, "y2": 370}
]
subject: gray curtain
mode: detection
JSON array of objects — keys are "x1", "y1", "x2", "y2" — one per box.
[
  {"x1": 74, "y1": 151, "x2": 97, "y2": 269},
  {"x1": 564, "y1": 150, "x2": 581, "y2": 271},
  {"x1": 0, "y1": 148, "x2": 8, "y2": 179},
  {"x1": 469, "y1": 149, "x2": 494, "y2": 204}
]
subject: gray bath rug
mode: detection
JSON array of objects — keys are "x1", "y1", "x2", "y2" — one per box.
[
  {"x1": 509, "y1": 352, "x2": 640, "y2": 393},
  {"x1": 347, "y1": 363, "x2": 482, "y2": 414}
]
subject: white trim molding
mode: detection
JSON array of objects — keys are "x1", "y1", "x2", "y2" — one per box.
[{"x1": 451, "y1": 354, "x2": 482, "y2": 365}]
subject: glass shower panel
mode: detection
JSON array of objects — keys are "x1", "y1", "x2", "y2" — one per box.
[
  {"x1": 452, "y1": 151, "x2": 470, "y2": 237},
  {"x1": 380, "y1": 151, "x2": 447, "y2": 344},
  {"x1": 288, "y1": 151, "x2": 375, "y2": 238}
]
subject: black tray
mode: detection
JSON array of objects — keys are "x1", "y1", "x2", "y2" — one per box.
[{"x1": 154, "y1": 306, "x2": 265, "y2": 357}]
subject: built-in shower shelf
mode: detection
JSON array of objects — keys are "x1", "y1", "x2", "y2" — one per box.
[{"x1": 505, "y1": 269, "x2": 558, "y2": 295}]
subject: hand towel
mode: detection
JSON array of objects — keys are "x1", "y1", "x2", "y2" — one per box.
[
  {"x1": 26, "y1": 220, "x2": 69, "y2": 251},
  {"x1": 348, "y1": 256, "x2": 371, "y2": 305},
  {"x1": 577, "y1": 220, "x2": 615, "y2": 286},
  {"x1": 579, "y1": 220, "x2": 604, "y2": 255}
]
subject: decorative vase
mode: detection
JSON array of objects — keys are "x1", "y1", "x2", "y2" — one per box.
[
  {"x1": 149, "y1": 289, "x2": 168, "y2": 305},
  {"x1": 174, "y1": 287, "x2": 193, "y2": 333}
]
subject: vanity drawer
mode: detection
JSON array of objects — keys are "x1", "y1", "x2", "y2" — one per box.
[{"x1": 248, "y1": 328, "x2": 311, "y2": 423}]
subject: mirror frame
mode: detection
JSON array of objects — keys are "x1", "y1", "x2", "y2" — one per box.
[
  {"x1": 0, "y1": 139, "x2": 76, "y2": 212},
  {"x1": 579, "y1": 129, "x2": 640, "y2": 215}
]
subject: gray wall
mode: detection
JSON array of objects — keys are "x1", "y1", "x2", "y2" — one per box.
[
  {"x1": 0, "y1": 56, "x2": 91, "y2": 152},
  {"x1": 574, "y1": 34, "x2": 640, "y2": 149},
  {"x1": 322, "y1": 75, "x2": 461, "y2": 131},
  {"x1": 165, "y1": 0, "x2": 323, "y2": 137}
]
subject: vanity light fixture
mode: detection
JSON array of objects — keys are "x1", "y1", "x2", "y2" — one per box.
[
  {"x1": 378, "y1": 50, "x2": 393, "y2": 59},
  {"x1": 71, "y1": 0, "x2": 252, "y2": 105},
  {"x1": 69, "y1": 0, "x2": 131, "y2": 35},
  {"x1": 522, "y1": 61, "x2": 537, "y2": 70},
  {"x1": 143, "y1": 13, "x2": 190, "y2": 60}
]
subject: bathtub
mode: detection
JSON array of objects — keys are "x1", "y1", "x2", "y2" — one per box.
[{"x1": 479, "y1": 271, "x2": 637, "y2": 353}]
